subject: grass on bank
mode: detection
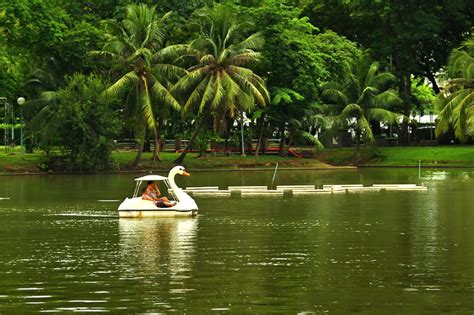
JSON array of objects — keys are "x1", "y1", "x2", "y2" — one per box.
[
  {"x1": 112, "y1": 151, "x2": 331, "y2": 171},
  {"x1": 0, "y1": 147, "x2": 43, "y2": 172},
  {"x1": 371, "y1": 146, "x2": 474, "y2": 166},
  {"x1": 315, "y1": 145, "x2": 474, "y2": 166},
  {"x1": 1, "y1": 145, "x2": 473, "y2": 173}
]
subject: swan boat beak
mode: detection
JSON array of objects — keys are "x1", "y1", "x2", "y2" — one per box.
[{"x1": 182, "y1": 171, "x2": 191, "y2": 176}]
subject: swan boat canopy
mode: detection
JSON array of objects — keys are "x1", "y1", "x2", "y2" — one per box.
[{"x1": 118, "y1": 166, "x2": 198, "y2": 218}]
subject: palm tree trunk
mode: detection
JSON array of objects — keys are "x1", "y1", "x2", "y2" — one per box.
[
  {"x1": 152, "y1": 118, "x2": 163, "y2": 162},
  {"x1": 240, "y1": 111, "x2": 246, "y2": 156},
  {"x1": 279, "y1": 123, "x2": 285, "y2": 156},
  {"x1": 398, "y1": 72, "x2": 411, "y2": 145},
  {"x1": 173, "y1": 112, "x2": 209, "y2": 164},
  {"x1": 132, "y1": 140, "x2": 144, "y2": 168},
  {"x1": 152, "y1": 127, "x2": 161, "y2": 162},
  {"x1": 254, "y1": 114, "x2": 265, "y2": 158},
  {"x1": 355, "y1": 129, "x2": 361, "y2": 164},
  {"x1": 426, "y1": 71, "x2": 440, "y2": 94}
]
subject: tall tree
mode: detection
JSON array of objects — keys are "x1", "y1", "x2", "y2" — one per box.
[
  {"x1": 172, "y1": 4, "x2": 270, "y2": 164},
  {"x1": 436, "y1": 38, "x2": 474, "y2": 142},
  {"x1": 249, "y1": 3, "x2": 360, "y2": 104},
  {"x1": 304, "y1": 0, "x2": 474, "y2": 144},
  {"x1": 244, "y1": 2, "x2": 360, "y2": 154},
  {"x1": 25, "y1": 74, "x2": 120, "y2": 171},
  {"x1": 322, "y1": 54, "x2": 402, "y2": 163},
  {"x1": 94, "y1": 3, "x2": 182, "y2": 166}
]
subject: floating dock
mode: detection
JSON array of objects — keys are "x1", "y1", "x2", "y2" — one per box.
[{"x1": 183, "y1": 183, "x2": 427, "y2": 197}]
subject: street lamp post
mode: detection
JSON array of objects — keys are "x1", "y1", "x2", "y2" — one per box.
[
  {"x1": 1, "y1": 97, "x2": 9, "y2": 153},
  {"x1": 17, "y1": 97, "x2": 25, "y2": 156},
  {"x1": 240, "y1": 111, "x2": 246, "y2": 156}
]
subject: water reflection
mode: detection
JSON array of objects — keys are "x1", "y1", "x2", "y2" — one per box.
[
  {"x1": 2, "y1": 169, "x2": 474, "y2": 312},
  {"x1": 422, "y1": 170, "x2": 473, "y2": 181},
  {"x1": 118, "y1": 218, "x2": 198, "y2": 281}
]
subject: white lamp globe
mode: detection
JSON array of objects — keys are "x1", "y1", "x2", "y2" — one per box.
[{"x1": 17, "y1": 97, "x2": 26, "y2": 106}]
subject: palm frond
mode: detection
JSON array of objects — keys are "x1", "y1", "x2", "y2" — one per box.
[
  {"x1": 172, "y1": 65, "x2": 210, "y2": 94},
  {"x1": 153, "y1": 63, "x2": 187, "y2": 81},
  {"x1": 150, "y1": 76, "x2": 181, "y2": 111},
  {"x1": 357, "y1": 116, "x2": 374, "y2": 143},
  {"x1": 302, "y1": 132, "x2": 325, "y2": 150},
  {"x1": 321, "y1": 88, "x2": 348, "y2": 106},
  {"x1": 104, "y1": 71, "x2": 138, "y2": 98},
  {"x1": 227, "y1": 69, "x2": 266, "y2": 106},
  {"x1": 371, "y1": 90, "x2": 403, "y2": 109},
  {"x1": 155, "y1": 44, "x2": 189, "y2": 60},
  {"x1": 341, "y1": 103, "x2": 363, "y2": 118},
  {"x1": 182, "y1": 75, "x2": 211, "y2": 113},
  {"x1": 234, "y1": 32, "x2": 265, "y2": 51},
  {"x1": 367, "y1": 108, "x2": 400, "y2": 124},
  {"x1": 199, "y1": 76, "x2": 216, "y2": 113}
]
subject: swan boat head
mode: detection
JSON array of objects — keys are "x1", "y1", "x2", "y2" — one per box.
[{"x1": 168, "y1": 165, "x2": 190, "y2": 180}]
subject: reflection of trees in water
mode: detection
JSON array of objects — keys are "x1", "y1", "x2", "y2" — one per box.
[{"x1": 118, "y1": 218, "x2": 198, "y2": 279}]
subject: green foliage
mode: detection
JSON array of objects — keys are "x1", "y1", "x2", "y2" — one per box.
[
  {"x1": 271, "y1": 88, "x2": 304, "y2": 106},
  {"x1": 94, "y1": 3, "x2": 183, "y2": 164},
  {"x1": 304, "y1": 0, "x2": 473, "y2": 145},
  {"x1": 171, "y1": 4, "x2": 270, "y2": 163},
  {"x1": 173, "y1": 3, "x2": 269, "y2": 118},
  {"x1": 411, "y1": 78, "x2": 435, "y2": 113},
  {"x1": 1, "y1": 0, "x2": 473, "y2": 172},
  {"x1": 27, "y1": 74, "x2": 120, "y2": 171},
  {"x1": 322, "y1": 53, "x2": 403, "y2": 162},
  {"x1": 194, "y1": 130, "x2": 213, "y2": 154},
  {"x1": 304, "y1": 0, "x2": 474, "y2": 85},
  {"x1": 248, "y1": 2, "x2": 361, "y2": 103},
  {"x1": 436, "y1": 37, "x2": 474, "y2": 142}
]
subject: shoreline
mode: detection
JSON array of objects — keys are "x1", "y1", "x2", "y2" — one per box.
[
  {"x1": 2, "y1": 146, "x2": 473, "y2": 175},
  {"x1": 2, "y1": 163, "x2": 474, "y2": 176}
]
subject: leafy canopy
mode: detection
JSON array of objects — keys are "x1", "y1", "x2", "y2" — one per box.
[
  {"x1": 436, "y1": 37, "x2": 474, "y2": 142},
  {"x1": 172, "y1": 4, "x2": 270, "y2": 118}
]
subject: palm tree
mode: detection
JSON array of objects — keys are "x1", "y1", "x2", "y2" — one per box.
[
  {"x1": 265, "y1": 88, "x2": 326, "y2": 156},
  {"x1": 171, "y1": 5, "x2": 270, "y2": 164},
  {"x1": 322, "y1": 54, "x2": 402, "y2": 163},
  {"x1": 93, "y1": 4, "x2": 182, "y2": 166},
  {"x1": 436, "y1": 37, "x2": 474, "y2": 142}
]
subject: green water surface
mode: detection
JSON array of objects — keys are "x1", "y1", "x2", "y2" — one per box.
[{"x1": 0, "y1": 168, "x2": 473, "y2": 313}]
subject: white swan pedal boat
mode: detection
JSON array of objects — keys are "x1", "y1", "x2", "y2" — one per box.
[{"x1": 118, "y1": 166, "x2": 198, "y2": 218}]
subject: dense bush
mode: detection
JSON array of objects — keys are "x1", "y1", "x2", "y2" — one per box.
[{"x1": 30, "y1": 74, "x2": 120, "y2": 171}]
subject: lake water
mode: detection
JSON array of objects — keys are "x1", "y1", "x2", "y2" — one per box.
[{"x1": 0, "y1": 168, "x2": 473, "y2": 313}]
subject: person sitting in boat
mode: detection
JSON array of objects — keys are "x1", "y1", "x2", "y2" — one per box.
[{"x1": 142, "y1": 181, "x2": 176, "y2": 207}]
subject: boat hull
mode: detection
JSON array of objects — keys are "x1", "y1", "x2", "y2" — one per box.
[
  {"x1": 119, "y1": 209, "x2": 197, "y2": 218},
  {"x1": 118, "y1": 196, "x2": 198, "y2": 218}
]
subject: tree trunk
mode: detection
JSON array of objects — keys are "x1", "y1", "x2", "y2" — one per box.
[
  {"x1": 426, "y1": 71, "x2": 440, "y2": 94},
  {"x1": 152, "y1": 128, "x2": 161, "y2": 162},
  {"x1": 370, "y1": 121, "x2": 381, "y2": 136},
  {"x1": 143, "y1": 140, "x2": 151, "y2": 152},
  {"x1": 174, "y1": 138, "x2": 181, "y2": 151},
  {"x1": 254, "y1": 115, "x2": 265, "y2": 158},
  {"x1": 288, "y1": 134, "x2": 293, "y2": 147},
  {"x1": 279, "y1": 123, "x2": 285, "y2": 156},
  {"x1": 245, "y1": 121, "x2": 252, "y2": 155},
  {"x1": 223, "y1": 114, "x2": 230, "y2": 154},
  {"x1": 173, "y1": 112, "x2": 209, "y2": 165},
  {"x1": 354, "y1": 129, "x2": 361, "y2": 164},
  {"x1": 398, "y1": 72, "x2": 411, "y2": 146},
  {"x1": 240, "y1": 111, "x2": 246, "y2": 156},
  {"x1": 131, "y1": 140, "x2": 144, "y2": 168},
  {"x1": 152, "y1": 118, "x2": 162, "y2": 162}
]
